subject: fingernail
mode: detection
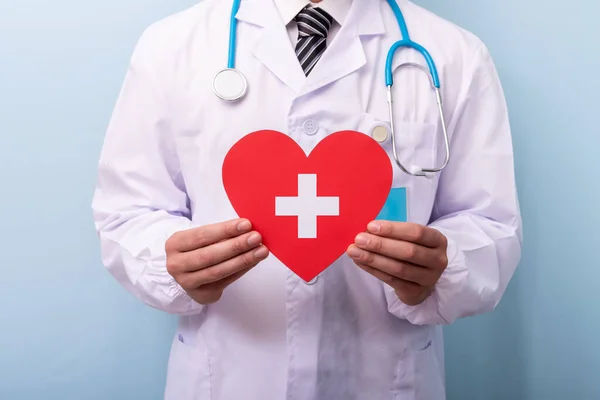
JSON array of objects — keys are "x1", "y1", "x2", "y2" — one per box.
[
  {"x1": 237, "y1": 220, "x2": 251, "y2": 232},
  {"x1": 347, "y1": 246, "x2": 362, "y2": 258},
  {"x1": 355, "y1": 233, "x2": 368, "y2": 246},
  {"x1": 253, "y1": 246, "x2": 268, "y2": 259},
  {"x1": 367, "y1": 221, "x2": 380, "y2": 233},
  {"x1": 247, "y1": 232, "x2": 261, "y2": 246}
]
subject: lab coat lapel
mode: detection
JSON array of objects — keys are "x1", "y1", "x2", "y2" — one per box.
[
  {"x1": 236, "y1": 0, "x2": 306, "y2": 93},
  {"x1": 299, "y1": 0, "x2": 386, "y2": 96}
]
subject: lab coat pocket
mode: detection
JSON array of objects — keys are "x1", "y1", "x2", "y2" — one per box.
[
  {"x1": 164, "y1": 335, "x2": 212, "y2": 400},
  {"x1": 357, "y1": 113, "x2": 439, "y2": 182},
  {"x1": 358, "y1": 113, "x2": 439, "y2": 222},
  {"x1": 392, "y1": 328, "x2": 445, "y2": 400},
  {"x1": 392, "y1": 120, "x2": 440, "y2": 178}
]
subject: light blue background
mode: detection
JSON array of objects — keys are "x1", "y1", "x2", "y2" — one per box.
[
  {"x1": 416, "y1": 1, "x2": 600, "y2": 399},
  {"x1": 0, "y1": 1, "x2": 598, "y2": 399}
]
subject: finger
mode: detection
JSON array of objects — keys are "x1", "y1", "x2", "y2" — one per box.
[
  {"x1": 183, "y1": 245, "x2": 269, "y2": 287},
  {"x1": 169, "y1": 218, "x2": 252, "y2": 252},
  {"x1": 208, "y1": 267, "x2": 253, "y2": 292},
  {"x1": 354, "y1": 233, "x2": 441, "y2": 269},
  {"x1": 178, "y1": 230, "x2": 263, "y2": 272},
  {"x1": 194, "y1": 267, "x2": 252, "y2": 295},
  {"x1": 187, "y1": 267, "x2": 254, "y2": 305},
  {"x1": 353, "y1": 262, "x2": 426, "y2": 301},
  {"x1": 347, "y1": 245, "x2": 435, "y2": 285},
  {"x1": 366, "y1": 221, "x2": 445, "y2": 248},
  {"x1": 354, "y1": 261, "x2": 398, "y2": 285}
]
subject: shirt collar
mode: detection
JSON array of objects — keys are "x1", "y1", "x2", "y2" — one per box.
[{"x1": 274, "y1": 0, "x2": 352, "y2": 26}]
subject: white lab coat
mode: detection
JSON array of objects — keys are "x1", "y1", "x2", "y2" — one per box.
[{"x1": 91, "y1": 0, "x2": 522, "y2": 398}]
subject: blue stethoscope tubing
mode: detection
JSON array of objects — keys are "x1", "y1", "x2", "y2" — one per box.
[
  {"x1": 384, "y1": 0, "x2": 450, "y2": 176},
  {"x1": 217, "y1": 0, "x2": 450, "y2": 177},
  {"x1": 228, "y1": 0, "x2": 241, "y2": 69}
]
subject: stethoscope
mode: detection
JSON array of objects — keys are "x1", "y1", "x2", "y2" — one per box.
[{"x1": 213, "y1": 0, "x2": 450, "y2": 178}]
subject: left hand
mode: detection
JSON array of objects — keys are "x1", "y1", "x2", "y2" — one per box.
[{"x1": 346, "y1": 220, "x2": 449, "y2": 306}]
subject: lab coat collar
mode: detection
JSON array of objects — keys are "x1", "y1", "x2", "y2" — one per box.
[
  {"x1": 353, "y1": 0, "x2": 386, "y2": 36},
  {"x1": 272, "y1": 0, "x2": 352, "y2": 27},
  {"x1": 235, "y1": 0, "x2": 307, "y2": 92},
  {"x1": 235, "y1": 0, "x2": 390, "y2": 36},
  {"x1": 234, "y1": 0, "x2": 394, "y2": 93}
]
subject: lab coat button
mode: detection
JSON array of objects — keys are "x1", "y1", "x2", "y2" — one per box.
[
  {"x1": 302, "y1": 119, "x2": 319, "y2": 135},
  {"x1": 305, "y1": 275, "x2": 319, "y2": 285}
]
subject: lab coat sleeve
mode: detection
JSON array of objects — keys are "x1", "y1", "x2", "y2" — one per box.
[
  {"x1": 91, "y1": 28, "x2": 204, "y2": 316},
  {"x1": 386, "y1": 42, "x2": 523, "y2": 325}
]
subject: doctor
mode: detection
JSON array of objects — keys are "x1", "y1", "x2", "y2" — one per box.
[{"x1": 92, "y1": 0, "x2": 522, "y2": 398}]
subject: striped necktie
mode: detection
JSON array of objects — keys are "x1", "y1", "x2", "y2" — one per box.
[{"x1": 294, "y1": 6, "x2": 334, "y2": 76}]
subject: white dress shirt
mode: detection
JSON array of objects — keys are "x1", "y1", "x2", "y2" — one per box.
[{"x1": 274, "y1": 0, "x2": 352, "y2": 47}]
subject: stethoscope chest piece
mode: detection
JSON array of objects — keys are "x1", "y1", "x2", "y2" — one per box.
[{"x1": 213, "y1": 68, "x2": 247, "y2": 101}]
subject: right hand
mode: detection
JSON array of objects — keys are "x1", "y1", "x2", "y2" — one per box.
[{"x1": 165, "y1": 218, "x2": 269, "y2": 305}]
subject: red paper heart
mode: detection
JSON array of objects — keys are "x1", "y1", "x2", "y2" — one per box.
[{"x1": 222, "y1": 130, "x2": 393, "y2": 282}]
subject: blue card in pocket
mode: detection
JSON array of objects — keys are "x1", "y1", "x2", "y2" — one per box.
[{"x1": 375, "y1": 187, "x2": 408, "y2": 222}]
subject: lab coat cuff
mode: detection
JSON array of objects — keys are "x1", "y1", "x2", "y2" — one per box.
[
  {"x1": 126, "y1": 219, "x2": 206, "y2": 316},
  {"x1": 141, "y1": 261, "x2": 205, "y2": 315},
  {"x1": 386, "y1": 233, "x2": 466, "y2": 325}
]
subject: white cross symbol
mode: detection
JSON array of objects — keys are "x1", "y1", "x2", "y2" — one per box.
[{"x1": 275, "y1": 173, "x2": 340, "y2": 239}]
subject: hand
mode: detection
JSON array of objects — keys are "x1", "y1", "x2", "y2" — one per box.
[
  {"x1": 166, "y1": 218, "x2": 269, "y2": 305},
  {"x1": 346, "y1": 221, "x2": 448, "y2": 306}
]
